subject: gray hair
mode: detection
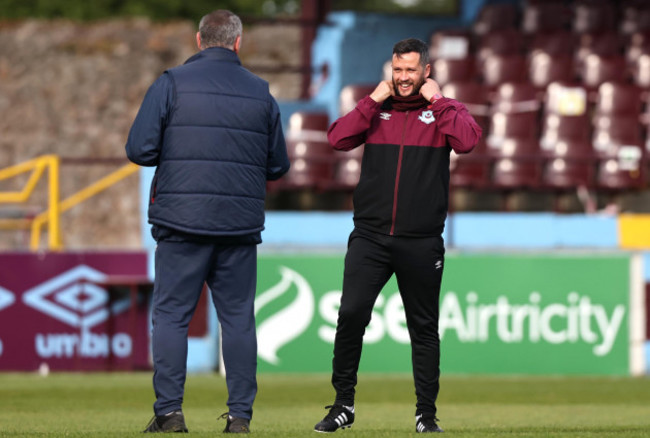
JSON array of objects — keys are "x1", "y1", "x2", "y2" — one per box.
[{"x1": 198, "y1": 10, "x2": 242, "y2": 49}]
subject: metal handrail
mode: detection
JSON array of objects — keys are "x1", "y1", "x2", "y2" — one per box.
[{"x1": 0, "y1": 155, "x2": 138, "y2": 251}]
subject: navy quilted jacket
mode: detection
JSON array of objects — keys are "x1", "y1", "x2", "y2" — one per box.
[{"x1": 126, "y1": 47, "x2": 289, "y2": 237}]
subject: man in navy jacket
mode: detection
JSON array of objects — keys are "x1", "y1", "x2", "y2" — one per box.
[{"x1": 126, "y1": 9, "x2": 289, "y2": 433}]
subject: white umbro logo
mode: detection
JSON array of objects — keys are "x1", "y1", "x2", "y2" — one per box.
[
  {"x1": 435, "y1": 260, "x2": 443, "y2": 270},
  {"x1": 379, "y1": 112, "x2": 391, "y2": 120},
  {"x1": 22, "y1": 265, "x2": 129, "y2": 328},
  {"x1": 0, "y1": 286, "x2": 15, "y2": 312}
]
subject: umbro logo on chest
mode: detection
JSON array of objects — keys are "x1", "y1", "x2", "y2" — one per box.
[{"x1": 378, "y1": 111, "x2": 436, "y2": 124}]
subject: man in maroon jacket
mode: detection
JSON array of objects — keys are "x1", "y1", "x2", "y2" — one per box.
[{"x1": 314, "y1": 38, "x2": 482, "y2": 434}]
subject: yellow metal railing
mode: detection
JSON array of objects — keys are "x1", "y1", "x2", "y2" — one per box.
[{"x1": 0, "y1": 155, "x2": 138, "y2": 251}]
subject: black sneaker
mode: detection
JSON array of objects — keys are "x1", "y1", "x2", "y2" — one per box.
[
  {"x1": 143, "y1": 410, "x2": 188, "y2": 433},
  {"x1": 415, "y1": 414, "x2": 443, "y2": 433},
  {"x1": 314, "y1": 404, "x2": 355, "y2": 433},
  {"x1": 219, "y1": 413, "x2": 250, "y2": 433}
]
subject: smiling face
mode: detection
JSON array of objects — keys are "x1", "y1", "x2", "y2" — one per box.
[{"x1": 391, "y1": 52, "x2": 430, "y2": 97}]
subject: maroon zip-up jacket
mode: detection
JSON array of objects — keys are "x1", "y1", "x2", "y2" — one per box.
[{"x1": 328, "y1": 95, "x2": 482, "y2": 237}]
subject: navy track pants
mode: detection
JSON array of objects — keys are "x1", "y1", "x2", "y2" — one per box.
[
  {"x1": 332, "y1": 227, "x2": 444, "y2": 416},
  {"x1": 151, "y1": 239, "x2": 258, "y2": 419}
]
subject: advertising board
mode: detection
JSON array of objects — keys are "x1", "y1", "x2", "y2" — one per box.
[
  {"x1": 0, "y1": 252, "x2": 149, "y2": 371},
  {"x1": 255, "y1": 253, "x2": 644, "y2": 375}
]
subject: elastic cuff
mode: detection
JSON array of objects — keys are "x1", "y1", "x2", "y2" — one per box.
[
  {"x1": 430, "y1": 96, "x2": 453, "y2": 110},
  {"x1": 429, "y1": 93, "x2": 443, "y2": 105}
]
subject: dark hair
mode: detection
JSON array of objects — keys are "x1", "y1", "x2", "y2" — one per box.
[
  {"x1": 393, "y1": 38, "x2": 429, "y2": 68},
  {"x1": 198, "y1": 10, "x2": 242, "y2": 49}
]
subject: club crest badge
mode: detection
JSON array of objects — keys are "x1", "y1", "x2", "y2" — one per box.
[
  {"x1": 419, "y1": 110, "x2": 435, "y2": 124},
  {"x1": 379, "y1": 112, "x2": 391, "y2": 121}
]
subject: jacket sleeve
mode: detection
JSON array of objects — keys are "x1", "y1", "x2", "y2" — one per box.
[
  {"x1": 430, "y1": 97, "x2": 482, "y2": 154},
  {"x1": 327, "y1": 95, "x2": 382, "y2": 151},
  {"x1": 125, "y1": 73, "x2": 173, "y2": 167},
  {"x1": 266, "y1": 98, "x2": 290, "y2": 181}
]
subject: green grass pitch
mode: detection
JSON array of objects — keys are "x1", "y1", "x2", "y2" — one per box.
[{"x1": 1, "y1": 372, "x2": 649, "y2": 437}]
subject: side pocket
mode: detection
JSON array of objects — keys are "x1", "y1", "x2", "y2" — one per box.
[
  {"x1": 149, "y1": 170, "x2": 158, "y2": 205},
  {"x1": 151, "y1": 225, "x2": 172, "y2": 243}
]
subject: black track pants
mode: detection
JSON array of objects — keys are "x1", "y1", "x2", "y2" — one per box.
[{"x1": 332, "y1": 227, "x2": 444, "y2": 415}]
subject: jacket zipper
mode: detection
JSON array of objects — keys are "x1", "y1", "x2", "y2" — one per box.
[{"x1": 390, "y1": 111, "x2": 409, "y2": 235}]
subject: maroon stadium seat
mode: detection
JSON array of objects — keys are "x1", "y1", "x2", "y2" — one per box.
[
  {"x1": 573, "y1": 0, "x2": 617, "y2": 34},
  {"x1": 579, "y1": 55, "x2": 628, "y2": 93},
  {"x1": 473, "y1": 3, "x2": 518, "y2": 36},
  {"x1": 441, "y1": 81, "x2": 490, "y2": 132},
  {"x1": 522, "y1": 3, "x2": 572, "y2": 34},
  {"x1": 481, "y1": 54, "x2": 528, "y2": 90},
  {"x1": 631, "y1": 53, "x2": 650, "y2": 89},
  {"x1": 541, "y1": 131, "x2": 594, "y2": 159},
  {"x1": 329, "y1": 145, "x2": 364, "y2": 193},
  {"x1": 487, "y1": 82, "x2": 541, "y2": 138},
  {"x1": 591, "y1": 112, "x2": 646, "y2": 190},
  {"x1": 542, "y1": 144, "x2": 594, "y2": 189},
  {"x1": 430, "y1": 58, "x2": 476, "y2": 86},
  {"x1": 429, "y1": 29, "x2": 472, "y2": 60},
  {"x1": 596, "y1": 152, "x2": 645, "y2": 190},
  {"x1": 528, "y1": 31, "x2": 575, "y2": 57},
  {"x1": 450, "y1": 138, "x2": 490, "y2": 189},
  {"x1": 540, "y1": 114, "x2": 591, "y2": 152},
  {"x1": 286, "y1": 139, "x2": 332, "y2": 160},
  {"x1": 281, "y1": 154, "x2": 334, "y2": 190},
  {"x1": 576, "y1": 32, "x2": 624, "y2": 56},
  {"x1": 287, "y1": 111, "x2": 329, "y2": 140},
  {"x1": 339, "y1": 84, "x2": 376, "y2": 116},
  {"x1": 575, "y1": 32, "x2": 624, "y2": 74},
  {"x1": 529, "y1": 52, "x2": 575, "y2": 89},
  {"x1": 595, "y1": 82, "x2": 643, "y2": 116},
  {"x1": 621, "y1": 3, "x2": 650, "y2": 37},
  {"x1": 281, "y1": 111, "x2": 334, "y2": 192},
  {"x1": 540, "y1": 82, "x2": 594, "y2": 189},
  {"x1": 490, "y1": 82, "x2": 541, "y2": 114},
  {"x1": 487, "y1": 111, "x2": 539, "y2": 152},
  {"x1": 331, "y1": 156, "x2": 362, "y2": 191},
  {"x1": 490, "y1": 138, "x2": 541, "y2": 189},
  {"x1": 626, "y1": 31, "x2": 650, "y2": 65},
  {"x1": 486, "y1": 111, "x2": 541, "y2": 191},
  {"x1": 476, "y1": 30, "x2": 525, "y2": 69},
  {"x1": 592, "y1": 115, "x2": 643, "y2": 159},
  {"x1": 592, "y1": 85, "x2": 644, "y2": 188},
  {"x1": 539, "y1": 123, "x2": 594, "y2": 190},
  {"x1": 441, "y1": 82, "x2": 491, "y2": 189}
]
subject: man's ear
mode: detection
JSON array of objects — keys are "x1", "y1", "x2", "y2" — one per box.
[
  {"x1": 233, "y1": 35, "x2": 242, "y2": 54},
  {"x1": 196, "y1": 32, "x2": 202, "y2": 50}
]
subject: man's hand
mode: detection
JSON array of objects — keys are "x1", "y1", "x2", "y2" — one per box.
[
  {"x1": 419, "y1": 78, "x2": 442, "y2": 102},
  {"x1": 369, "y1": 80, "x2": 394, "y2": 103}
]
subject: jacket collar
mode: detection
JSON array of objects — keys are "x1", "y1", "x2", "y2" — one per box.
[
  {"x1": 383, "y1": 94, "x2": 430, "y2": 112},
  {"x1": 184, "y1": 46, "x2": 241, "y2": 66}
]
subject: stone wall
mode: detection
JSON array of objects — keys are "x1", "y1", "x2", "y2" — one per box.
[{"x1": 0, "y1": 18, "x2": 300, "y2": 250}]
